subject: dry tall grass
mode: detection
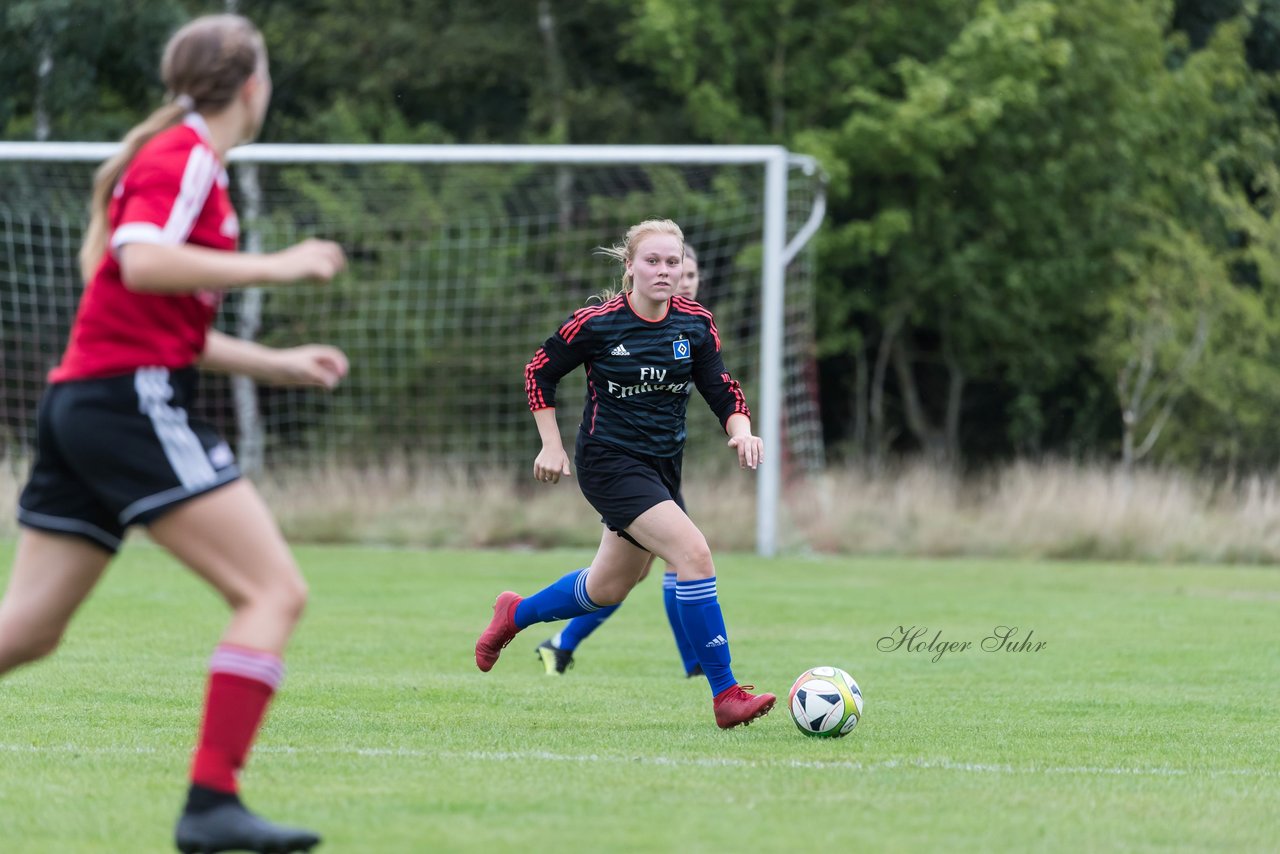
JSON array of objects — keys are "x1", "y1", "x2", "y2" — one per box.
[
  {"x1": 792, "y1": 460, "x2": 1280, "y2": 563},
  {"x1": 4, "y1": 456, "x2": 1280, "y2": 563}
]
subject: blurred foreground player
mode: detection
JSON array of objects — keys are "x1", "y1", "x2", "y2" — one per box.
[{"x1": 0, "y1": 14, "x2": 347, "y2": 853}]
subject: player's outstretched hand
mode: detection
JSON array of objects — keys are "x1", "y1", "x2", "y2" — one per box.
[
  {"x1": 533, "y1": 446, "x2": 572, "y2": 484},
  {"x1": 272, "y1": 344, "x2": 349, "y2": 389},
  {"x1": 728, "y1": 434, "x2": 763, "y2": 470},
  {"x1": 270, "y1": 238, "x2": 346, "y2": 283}
]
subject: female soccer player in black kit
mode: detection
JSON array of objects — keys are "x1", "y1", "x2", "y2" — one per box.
[
  {"x1": 475, "y1": 220, "x2": 775, "y2": 729},
  {"x1": 534, "y1": 246, "x2": 706, "y2": 678},
  {"x1": 0, "y1": 14, "x2": 344, "y2": 853}
]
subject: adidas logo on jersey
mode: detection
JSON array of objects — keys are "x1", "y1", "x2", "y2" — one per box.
[
  {"x1": 610, "y1": 343, "x2": 631, "y2": 356},
  {"x1": 705, "y1": 634, "x2": 727, "y2": 648}
]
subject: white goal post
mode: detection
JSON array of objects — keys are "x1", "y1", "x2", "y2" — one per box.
[{"x1": 0, "y1": 143, "x2": 825, "y2": 556}]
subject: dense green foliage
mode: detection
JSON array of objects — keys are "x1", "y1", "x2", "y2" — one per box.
[{"x1": 5, "y1": 0, "x2": 1280, "y2": 470}]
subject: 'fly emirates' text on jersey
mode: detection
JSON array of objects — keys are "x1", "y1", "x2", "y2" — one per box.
[
  {"x1": 51, "y1": 114, "x2": 237, "y2": 382},
  {"x1": 525, "y1": 293, "x2": 750, "y2": 458}
]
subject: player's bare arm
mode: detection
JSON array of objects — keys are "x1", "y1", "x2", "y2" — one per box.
[
  {"x1": 119, "y1": 237, "x2": 345, "y2": 294},
  {"x1": 725, "y1": 413, "x2": 762, "y2": 470},
  {"x1": 532, "y1": 407, "x2": 571, "y2": 483},
  {"x1": 200, "y1": 329, "x2": 348, "y2": 389}
]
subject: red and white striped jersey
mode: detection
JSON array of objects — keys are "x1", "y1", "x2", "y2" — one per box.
[{"x1": 50, "y1": 114, "x2": 238, "y2": 382}]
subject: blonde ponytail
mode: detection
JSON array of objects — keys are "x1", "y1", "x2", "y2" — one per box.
[
  {"x1": 79, "y1": 101, "x2": 188, "y2": 282},
  {"x1": 593, "y1": 243, "x2": 629, "y2": 302}
]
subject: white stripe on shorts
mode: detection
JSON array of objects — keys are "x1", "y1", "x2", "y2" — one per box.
[
  {"x1": 117, "y1": 466, "x2": 240, "y2": 526},
  {"x1": 16, "y1": 507, "x2": 123, "y2": 551},
  {"x1": 134, "y1": 367, "x2": 217, "y2": 490}
]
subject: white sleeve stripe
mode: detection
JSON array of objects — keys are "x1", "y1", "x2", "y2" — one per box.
[
  {"x1": 108, "y1": 144, "x2": 218, "y2": 253},
  {"x1": 162, "y1": 144, "x2": 218, "y2": 245},
  {"x1": 110, "y1": 222, "x2": 166, "y2": 250}
]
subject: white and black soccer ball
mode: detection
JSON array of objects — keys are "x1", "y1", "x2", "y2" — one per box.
[{"x1": 788, "y1": 666, "x2": 863, "y2": 738}]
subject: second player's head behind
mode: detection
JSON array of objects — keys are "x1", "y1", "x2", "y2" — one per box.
[{"x1": 678, "y1": 244, "x2": 700, "y2": 301}]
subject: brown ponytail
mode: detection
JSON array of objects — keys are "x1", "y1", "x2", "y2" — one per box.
[
  {"x1": 78, "y1": 14, "x2": 265, "y2": 282},
  {"x1": 79, "y1": 102, "x2": 188, "y2": 282}
]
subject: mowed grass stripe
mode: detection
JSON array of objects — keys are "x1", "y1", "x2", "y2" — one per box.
[{"x1": 3, "y1": 741, "x2": 1277, "y2": 779}]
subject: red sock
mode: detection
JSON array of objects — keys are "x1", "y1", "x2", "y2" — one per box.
[{"x1": 190, "y1": 644, "x2": 284, "y2": 793}]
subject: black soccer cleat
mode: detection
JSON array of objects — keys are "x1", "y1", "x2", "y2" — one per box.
[
  {"x1": 536, "y1": 638, "x2": 574, "y2": 674},
  {"x1": 175, "y1": 799, "x2": 321, "y2": 854}
]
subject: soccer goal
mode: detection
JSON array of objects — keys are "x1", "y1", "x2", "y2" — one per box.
[{"x1": 0, "y1": 143, "x2": 825, "y2": 555}]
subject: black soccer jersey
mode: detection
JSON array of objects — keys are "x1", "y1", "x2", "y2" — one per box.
[{"x1": 525, "y1": 293, "x2": 750, "y2": 458}]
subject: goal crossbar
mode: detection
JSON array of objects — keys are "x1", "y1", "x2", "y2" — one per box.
[{"x1": 0, "y1": 141, "x2": 816, "y2": 167}]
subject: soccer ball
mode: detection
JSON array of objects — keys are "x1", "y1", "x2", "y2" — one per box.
[{"x1": 788, "y1": 666, "x2": 863, "y2": 738}]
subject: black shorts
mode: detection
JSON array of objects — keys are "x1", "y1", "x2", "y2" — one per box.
[
  {"x1": 575, "y1": 434, "x2": 685, "y2": 550},
  {"x1": 17, "y1": 366, "x2": 240, "y2": 554}
]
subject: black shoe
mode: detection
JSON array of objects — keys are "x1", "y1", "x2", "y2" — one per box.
[
  {"x1": 536, "y1": 638, "x2": 574, "y2": 674},
  {"x1": 686, "y1": 663, "x2": 704, "y2": 678},
  {"x1": 175, "y1": 799, "x2": 321, "y2": 853}
]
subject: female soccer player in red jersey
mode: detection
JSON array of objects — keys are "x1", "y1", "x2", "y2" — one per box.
[
  {"x1": 477, "y1": 220, "x2": 776, "y2": 729},
  {"x1": 0, "y1": 15, "x2": 343, "y2": 853}
]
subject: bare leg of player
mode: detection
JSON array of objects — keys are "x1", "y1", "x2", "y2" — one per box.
[
  {"x1": 0, "y1": 530, "x2": 111, "y2": 676},
  {"x1": 627, "y1": 501, "x2": 775, "y2": 728},
  {"x1": 149, "y1": 481, "x2": 320, "y2": 854}
]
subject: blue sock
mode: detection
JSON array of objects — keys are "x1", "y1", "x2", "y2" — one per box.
[
  {"x1": 514, "y1": 568, "x2": 600, "y2": 629},
  {"x1": 676, "y1": 577, "x2": 736, "y2": 695},
  {"x1": 556, "y1": 604, "x2": 619, "y2": 651},
  {"x1": 663, "y1": 572, "x2": 700, "y2": 675}
]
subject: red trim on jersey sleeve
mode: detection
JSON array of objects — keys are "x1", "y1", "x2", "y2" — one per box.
[
  {"x1": 110, "y1": 141, "x2": 219, "y2": 254},
  {"x1": 559, "y1": 295, "x2": 625, "y2": 343},
  {"x1": 724, "y1": 372, "x2": 750, "y2": 417},
  {"x1": 526, "y1": 348, "x2": 551, "y2": 410}
]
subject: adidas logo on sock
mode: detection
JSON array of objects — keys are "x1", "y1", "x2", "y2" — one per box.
[
  {"x1": 610, "y1": 343, "x2": 631, "y2": 356},
  {"x1": 705, "y1": 634, "x2": 727, "y2": 648}
]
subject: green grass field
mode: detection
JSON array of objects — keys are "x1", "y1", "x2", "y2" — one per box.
[{"x1": 1, "y1": 542, "x2": 1277, "y2": 853}]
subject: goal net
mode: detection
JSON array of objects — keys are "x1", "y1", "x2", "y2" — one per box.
[{"x1": 1, "y1": 144, "x2": 825, "y2": 549}]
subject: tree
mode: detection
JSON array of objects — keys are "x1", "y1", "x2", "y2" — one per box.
[
  {"x1": 0, "y1": 1, "x2": 185, "y2": 140},
  {"x1": 1106, "y1": 225, "x2": 1215, "y2": 470}
]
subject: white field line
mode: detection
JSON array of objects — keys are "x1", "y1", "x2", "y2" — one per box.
[{"x1": 0, "y1": 743, "x2": 1274, "y2": 779}]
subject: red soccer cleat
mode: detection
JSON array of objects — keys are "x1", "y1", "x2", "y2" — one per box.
[
  {"x1": 713, "y1": 684, "x2": 777, "y2": 729},
  {"x1": 475, "y1": 591, "x2": 522, "y2": 672}
]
